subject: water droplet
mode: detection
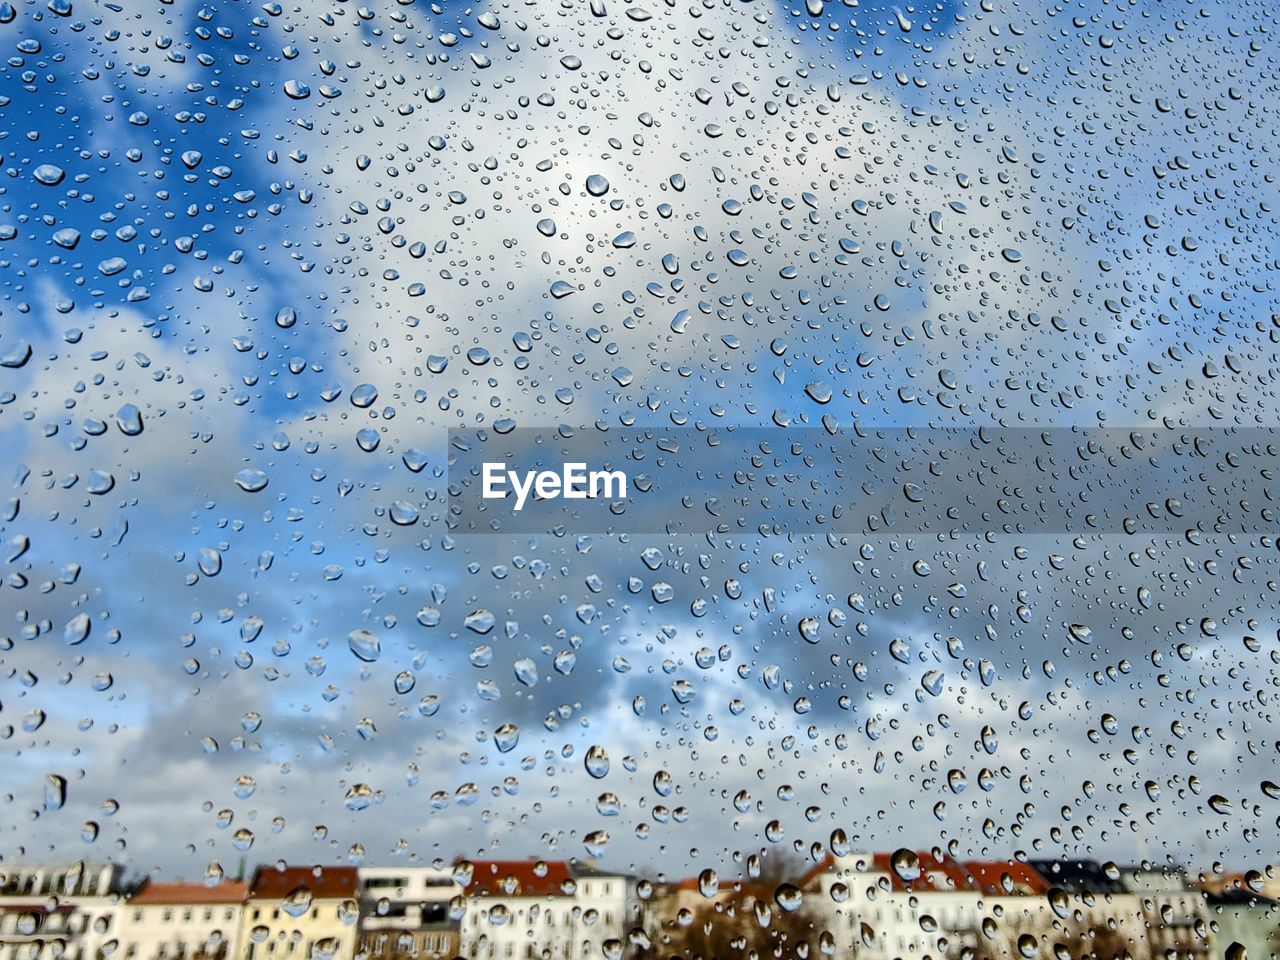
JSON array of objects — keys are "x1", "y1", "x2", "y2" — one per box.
[
  {"x1": 347, "y1": 629, "x2": 381, "y2": 663},
  {"x1": 34, "y1": 164, "x2": 65, "y2": 185},
  {"x1": 114, "y1": 404, "x2": 143, "y2": 436},
  {"x1": 890, "y1": 849, "x2": 920, "y2": 882},
  {"x1": 235, "y1": 469, "x2": 269, "y2": 492},
  {"x1": 64, "y1": 613, "x2": 90, "y2": 646},
  {"x1": 584, "y1": 745, "x2": 610, "y2": 779},
  {"x1": 465, "y1": 609, "x2": 496, "y2": 634},
  {"x1": 44, "y1": 774, "x2": 67, "y2": 811}
]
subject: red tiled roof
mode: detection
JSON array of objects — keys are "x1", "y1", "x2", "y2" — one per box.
[
  {"x1": 463, "y1": 860, "x2": 574, "y2": 898},
  {"x1": 132, "y1": 882, "x2": 247, "y2": 905},
  {"x1": 891, "y1": 852, "x2": 977, "y2": 892},
  {"x1": 799, "y1": 856, "x2": 837, "y2": 891},
  {"x1": 962, "y1": 862, "x2": 1051, "y2": 897},
  {"x1": 802, "y1": 852, "x2": 979, "y2": 893},
  {"x1": 249, "y1": 866, "x2": 358, "y2": 901}
]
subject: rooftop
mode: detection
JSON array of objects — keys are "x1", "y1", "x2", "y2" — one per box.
[
  {"x1": 1026, "y1": 859, "x2": 1127, "y2": 894},
  {"x1": 463, "y1": 860, "x2": 575, "y2": 898},
  {"x1": 249, "y1": 866, "x2": 358, "y2": 901},
  {"x1": 131, "y1": 882, "x2": 248, "y2": 905}
]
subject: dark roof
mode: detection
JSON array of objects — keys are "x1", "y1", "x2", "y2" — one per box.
[
  {"x1": 1119, "y1": 863, "x2": 1188, "y2": 874},
  {"x1": 1117, "y1": 864, "x2": 1192, "y2": 892},
  {"x1": 962, "y1": 861, "x2": 1051, "y2": 896},
  {"x1": 249, "y1": 866, "x2": 358, "y2": 901},
  {"x1": 463, "y1": 861, "x2": 575, "y2": 898},
  {"x1": 1206, "y1": 890, "x2": 1280, "y2": 909},
  {"x1": 1027, "y1": 859, "x2": 1126, "y2": 894}
]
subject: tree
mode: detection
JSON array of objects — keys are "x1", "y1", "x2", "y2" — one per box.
[
  {"x1": 964, "y1": 917, "x2": 1134, "y2": 960},
  {"x1": 649, "y1": 851, "x2": 831, "y2": 960}
]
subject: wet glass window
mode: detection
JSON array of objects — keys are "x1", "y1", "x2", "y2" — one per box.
[{"x1": 1, "y1": 2, "x2": 1278, "y2": 960}]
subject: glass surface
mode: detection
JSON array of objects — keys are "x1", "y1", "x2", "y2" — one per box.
[{"x1": 0, "y1": 0, "x2": 1277, "y2": 959}]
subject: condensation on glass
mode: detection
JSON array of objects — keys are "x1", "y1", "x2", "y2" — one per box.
[{"x1": 0, "y1": 1, "x2": 1275, "y2": 960}]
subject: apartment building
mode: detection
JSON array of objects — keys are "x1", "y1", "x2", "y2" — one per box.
[
  {"x1": 655, "y1": 853, "x2": 1202, "y2": 960},
  {"x1": 572, "y1": 865, "x2": 635, "y2": 959},
  {"x1": 459, "y1": 860, "x2": 633, "y2": 960},
  {"x1": 355, "y1": 866, "x2": 461, "y2": 960},
  {"x1": 1120, "y1": 866, "x2": 1212, "y2": 960},
  {"x1": 1025, "y1": 859, "x2": 1153, "y2": 960},
  {"x1": 0, "y1": 863, "x2": 128, "y2": 960},
  {"x1": 0, "y1": 856, "x2": 1237, "y2": 960},
  {"x1": 118, "y1": 881, "x2": 247, "y2": 960},
  {"x1": 242, "y1": 866, "x2": 358, "y2": 960},
  {"x1": 799, "y1": 850, "x2": 978, "y2": 960},
  {"x1": 959, "y1": 860, "x2": 1055, "y2": 960},
  {"x1": 1203, "y1": 889, "x2": 1279, "y2": 960}
]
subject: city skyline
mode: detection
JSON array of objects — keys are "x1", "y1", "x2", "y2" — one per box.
[{"x1": 1, "y1": 853, "x2": 1273, "y2": 960}]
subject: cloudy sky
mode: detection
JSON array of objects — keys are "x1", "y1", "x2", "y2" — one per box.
[{"x1": 1, "y1": 0, "x2": 1279, "y2": 889}]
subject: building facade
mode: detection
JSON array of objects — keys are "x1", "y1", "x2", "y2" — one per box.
[
  {"x1": 0, "y1": 857, "x2": 1242, "y2": 960},
  {"x1": 355, "y1": 867, "x2": 461, "y2": 960},
  {"x1": 459, "y1": 860, "x2": 633, "y2": 960},
  {"x1": 1204, "y1": 890, "x2": 1280, "y2": 960},
  {"x1": 1121, "y1": 866, "x2": 1212, "y2": 960},
  {"x1": 1028, "y1": 859, "x2": 1154, "y2": 960},
  {"x1": 118, "y1": 881, "x2": 247, "y2": 960},
  {"x1": 242, "y1": 866, "x2": 359, "y2": 960},
  {"x1": 0, "y1": 863, "x2": 128, "y2": 960}
]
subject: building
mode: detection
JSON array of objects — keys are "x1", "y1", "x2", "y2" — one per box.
[
  {"x1": 799, "y1": 850, "x2": 981, "y2": 960},
  {"x1": 119, "y1": 881, "x2": 247, "y2": 960},
  {"x1": 1028, "y1": 859, "x2": 1153, "y2": 960},
  {"x1": 1203, "y1": 889, "x2": 1280, "y2": 960},
  {"x1": 460, "y1": 860, "x2": 576, "y2": 960},
  {"x1": 0, "y1": 863, "x2": 129, "y2": 960},
  {"x1": 355, "y1": 867, "x2": 461, "y2": 960},
  {"x1": 959, "y1": 861, "x2": 1054, "y2": 960},
  {"x1": 572, "y1": 865, "x2": 636, "y2": 959},
  {"x1": 243, "y1": 866, "x2": 358, "y2": 960},
  {"x1": 459, "y1": 860, "x2": 633, "y2": 960},
  {"x1": 653, "y1": 853, "x2": 1155, "y2": 960},
  {"x1": 1119, "y1": 866, "x2": 1212, "y2": 960}
]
